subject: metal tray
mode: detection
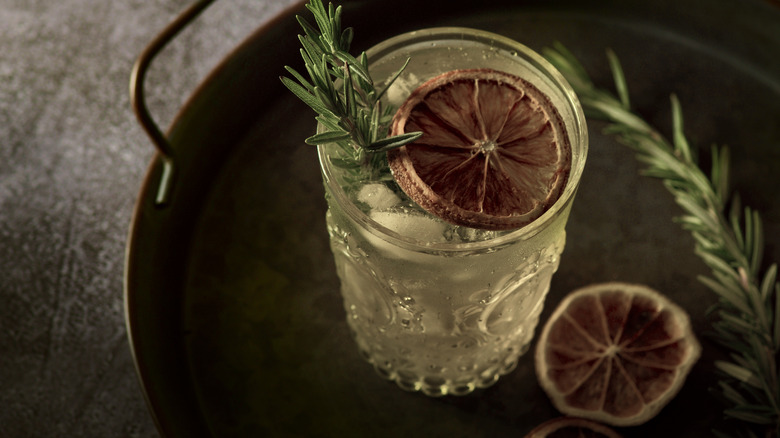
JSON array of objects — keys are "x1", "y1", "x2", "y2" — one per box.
[{"x1": 125, "y1": 0, "x2": 780, "y2": 436}]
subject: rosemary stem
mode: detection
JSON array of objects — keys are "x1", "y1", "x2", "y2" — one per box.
[{"x1": 543, "y1": 43, "x2": 780, "y2": 435}]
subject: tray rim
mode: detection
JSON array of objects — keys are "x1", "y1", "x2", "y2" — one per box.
[{"x1": 124, "y1": 2, "x2": 306, "y2": 436}]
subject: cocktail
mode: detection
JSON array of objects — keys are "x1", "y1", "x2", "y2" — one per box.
[
  {"x1": 284, "y1": 5, "x2": 587, "y2": 397},
  {"x1": 319, "y1": 29, "x2": 586, "y2": 396}
]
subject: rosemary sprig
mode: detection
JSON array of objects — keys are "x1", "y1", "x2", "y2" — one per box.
[
  {"x1": 280, "y1": 0, "x2": 421, "y2": 158},
  {"x1": 543, "y1": 43, "x2": 780, "y2": 437}
]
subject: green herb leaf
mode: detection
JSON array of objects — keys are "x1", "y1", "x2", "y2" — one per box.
[
  {"x1": 281, "y1": 76, "x2": 333, "y2": 116},
  {"x1": 305, "y1": 130, "x2": 351, "y2": 145},
  {"x1": 606, "y1": 49, "x2": 629, "y2": 109},
  {"x1": 366, "y1": 131, "x2": 423, "y2": 152}
]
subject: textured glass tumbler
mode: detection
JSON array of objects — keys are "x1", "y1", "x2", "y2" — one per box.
[{"x1": 318, "y1": 28, "x2": 588, "y2": 396}]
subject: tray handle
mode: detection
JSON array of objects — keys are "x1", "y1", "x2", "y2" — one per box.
[{"x1": 130, "y1": 0, "x2": 216, "y2": 206}]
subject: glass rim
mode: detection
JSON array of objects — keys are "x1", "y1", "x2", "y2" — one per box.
[{"x1": 318, "y1": 26, "x2": 588, "y2": 254}]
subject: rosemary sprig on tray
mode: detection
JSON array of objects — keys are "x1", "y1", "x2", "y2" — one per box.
[
  {"x1": 280, "y1": 0, "x2": 421, "y2": 158},
  {"x1": 543, "y1": 43, "x2": 780, "y2": 437}
]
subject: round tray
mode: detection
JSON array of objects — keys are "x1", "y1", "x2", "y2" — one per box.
[{"x1": 125, "y1": 0, "x2": 780, "y2": 436}]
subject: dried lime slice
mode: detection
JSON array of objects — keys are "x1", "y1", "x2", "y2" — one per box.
[
  {"x1": 388, "y1": 68, "x2": 571, "y2": 230},
  {"x1": 525, "y1": 417, "x2": 622, "y2": 438},
  {"x1": 535, "y1": 282, "x2": 701, "y2": 426}
]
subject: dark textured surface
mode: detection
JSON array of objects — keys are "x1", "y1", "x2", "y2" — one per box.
[{"x1": 0, "y1": 1, "x2": 296, "y2": 436}]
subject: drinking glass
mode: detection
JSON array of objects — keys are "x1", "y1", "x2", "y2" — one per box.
[{"x1": 318, "y1": 27, "x2": 588, "y2": 396}]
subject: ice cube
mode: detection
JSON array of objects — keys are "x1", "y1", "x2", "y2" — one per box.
[
  {"x1": 370, "y1": 210, "x2": 448, "y2": 243},
  {"x1": 357, "y1": 183, "x2": 402, "y2": 210},
  {"x1": 386, "y1": 72, "x2": 420, "y2": 107},
  {"x1": 455, "y1": 226, "x2": 503, "y2": 243}
]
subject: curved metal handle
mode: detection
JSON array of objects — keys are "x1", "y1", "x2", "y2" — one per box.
[{"x1": 130, "y1": 0, "x2": 216, "y2": 206}]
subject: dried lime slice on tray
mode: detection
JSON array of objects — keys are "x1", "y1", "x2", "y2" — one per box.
[
  {"x1": 388, "y1": 68, "x2": 571, "y2": 231},
  {"x1": 535, "y1": 282, "x2": 701, "y2": 426},
  {"x1": 525, "y1": 417, "x2": 623, "y2": 438}
]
